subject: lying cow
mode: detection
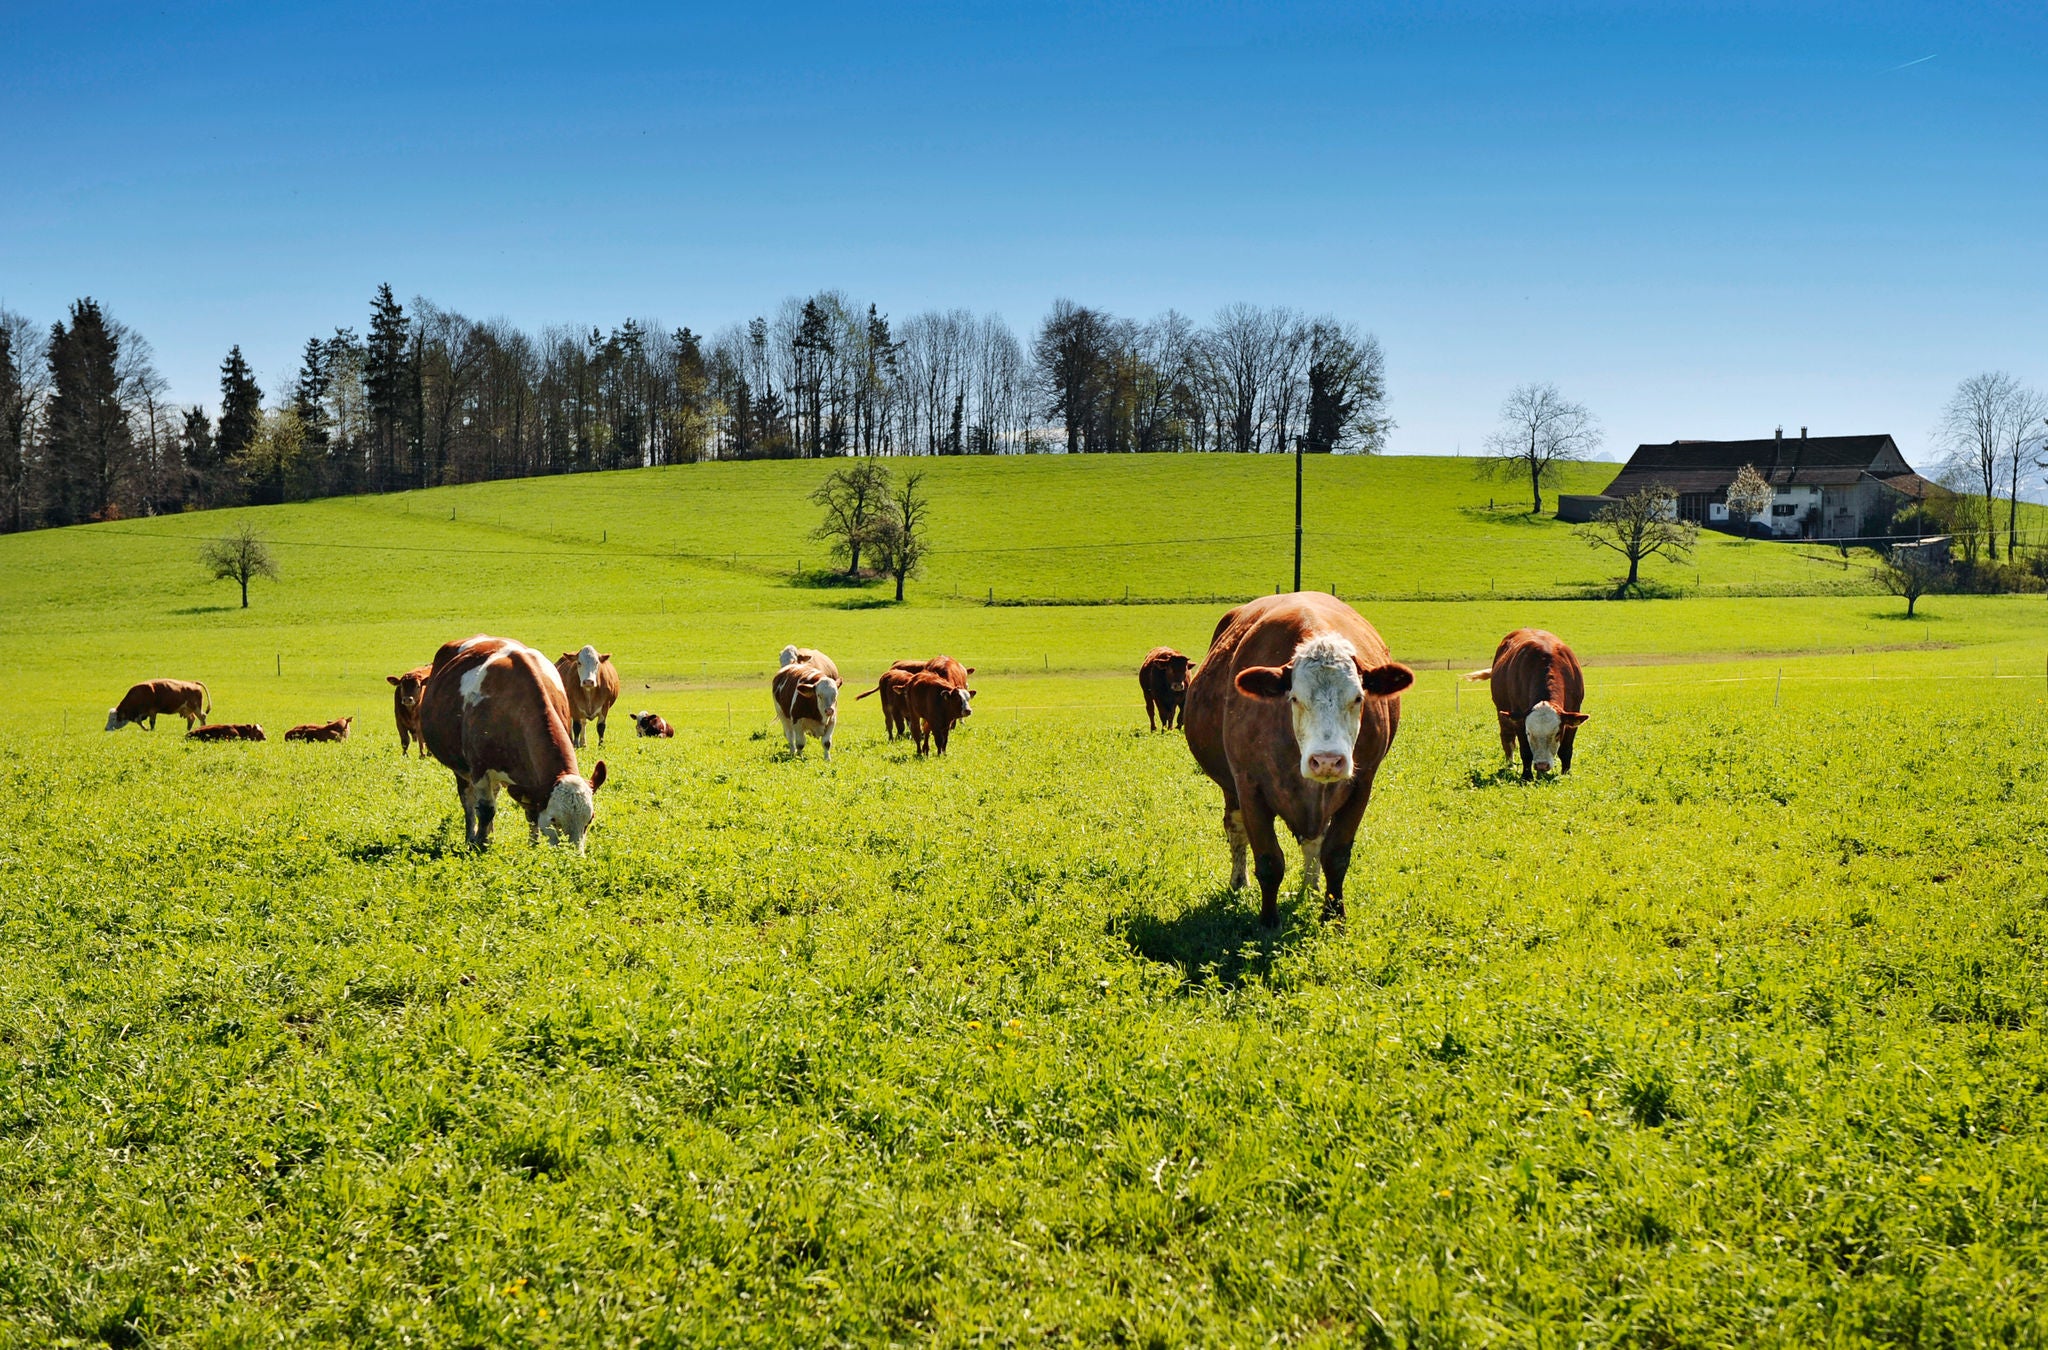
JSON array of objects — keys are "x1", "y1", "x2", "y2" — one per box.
[
  {"x1": 1138, "y1": 647, "x2": 1195, "y2": 731},
  {"x1": 187, "y1": 723, "x2": 266, "y2": 742},
  {"x1": 631, "y1": 710, "x2": 674, "y2": 738},
  {"x1": 772, "y1": 652, "x2": 839, "y2": 761},
  {"x1": 1464, "y1": 628, "x2": 1588, "y2": 780},
  {"x1": 853, "y1": 666, "x2": 917, "y2": 739},
  {"x1": 1184, "y1": 592, "x2": 1414, "y2": 927},
  {"x1": 106, "y1": 679, "x2": 210, "y2": 732},
  {"x1": 555, "y1": 646, "x2": 620, "y2": 748},
  {"x1": 284, "y1": 717, "x2": 353, "y2": 742},
  {"x1": 419, "y1": 635, "x2": 606, "y2": 851},
  {"x1": 904, "y1": 671, "x2": 974, "y2": 756},
  {"x1": 387, "y1": 666, "x2": 431, "y2": 756}
]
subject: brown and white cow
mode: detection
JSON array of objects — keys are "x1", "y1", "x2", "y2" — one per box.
[
  {"x1": 772, "y1": 652, "x2": 840, "y2": 760},
  {"x1": 1138, "y1": 647, "x2": 1195, "y2": 731},
  {"x1": 631, "y1": 710, "x2": 674, "y2": 738},
  {"x1": 853, "y1": 666, "x2": 917, "y2": 740},
  {"x1": 554, "y1": 646, "x2": 620, "y2": 748},
  {"x1": 187, "y1": 723, "x2": 267, "y2": 742},
  {"x1": 284, "y1": 717, "x2": 353, "y2": 742},
  {"x1": 387, "y1": 666, "x2": 431, "y2": 756},
  {"x1": 780, "y1": 644, "x2": 843, "y2": 684},
  {"x1": 1464, "y1": 628, "x2": 1589, "y2": 780},
  {"x1": 420, "y1": 635, "x2": 607, "y2": 851},
  {"x1": 106, "y1": 679, "x2": 210, "y2": 732},
  {"x1": 1184, "y1": 593, "x2": 1414, "y2": 927},
  {"x1": 904, "y1": 671, "x2": 975, "y2": 756}
]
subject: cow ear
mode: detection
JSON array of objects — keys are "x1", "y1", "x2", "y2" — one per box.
[
  {"x1": 1498, "y1": 710, "x2": 1523, "y2": 729},
  {"x1": 600, "y1": 653, "x2": 611, "y2": 663},
  {"x1": 964, "y1": 667, "x2": 975, "y2": 675},
  {"x1": 386, "y1": 675, "x2": 400, "y2": 685},
  {"x1": 560, "y1": 652, "x2": 574, "y2": 663},
  {"x1": 1356, "y1": 660, "x2": 1415, "y2": 697},
  {"x1": 1236, "y1": 663, "x2": 1293, "y2": 699},
  {"x1": 589, "y1": 761, "x2": 607, "y2": 792},
  {"x1": 1560, "y1": 710, "x2": 1591, "y2": 726}
]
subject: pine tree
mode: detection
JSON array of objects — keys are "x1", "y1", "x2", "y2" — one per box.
[
  {"x1": 43, "y1": 299, "x2": 132, "y2": 526},
  {"x1": 364, "y1": 284, "x2": 411, "y2": 493},
  {"x1": 215, "y1": 345, "x2": 262, "y2": 500},
  {"x1": 180, "y1": 407, "x2": 214, "y2": 506}
]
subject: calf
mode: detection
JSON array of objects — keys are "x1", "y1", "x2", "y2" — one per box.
[
  {"x1": 554, "y1": 646, "x2": 621, "y2": 748},
  {"x1": 106, "y1": 679, "x2": 210, "y2": 732},
  {"x1": 631, "y1": 710, "x2": 674, "y2": 738},
  {"x1": 780, "y1": 644, "x2": 843, "y2": 683},
  {"x1": 1184, "y1": 592, "x2": 1413, "y2": 927},
  {"x1": 772, "y1": 653, "x2": 840, "y2": 760},
  {"x1": 187, "y1": 723, "x2": 267, "y2": 742},
  {"x1": 284, "y1": 717, "x2": 353, "y2": 742},
  {"x1": 853, "y1": 666, "x2": 917, "y2": 740},
  {"x1": 904, "y1": 671, "x2": 975, "y2": 756},
  {"x1": 419, "y1": 635, "x2": 606, "y2": 851},
  {"x1": 1464, "y1": 628, "x2": 1588, "y2": 779},
  {"x1": 1137, "y1": 647, "x2": 1195, "y2": 731},
  {"x1": 387, "y1": 666, "x2": 431, "y2": 756}
]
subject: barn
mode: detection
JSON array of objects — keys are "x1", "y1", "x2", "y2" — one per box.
[{"x1": 1559, "y1": 429, "x2": 1940, "y2": 541}]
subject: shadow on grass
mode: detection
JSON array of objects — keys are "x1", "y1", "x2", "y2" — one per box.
[
  {"x1": 789, "y1": 568, "x2": 879, "y2": 590},
  {"x1": 828, "y1": 596, "x2": 900, "y2": 610},
  {"x1": 1118, "y1": 887, "x2": 1309, "y2": 990},
  {"x1": 1457, "y1": 506, "x2": 1552, "y2": 528},
  {"x1": 1461, "y1": 765, "x2": 1542, "y2": 790},
  {"x1": 345, "y1": 834, "x2": 462, "y2": 864},
  {"x1": 171, "y1": 605, "x2": 236, "y2": 615}
]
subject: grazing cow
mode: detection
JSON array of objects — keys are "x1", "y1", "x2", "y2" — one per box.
[
  {"x1": 1183, "y1": 592, "x2": 1414, "y2": 927},
  {"x1": 904, "y1": 672, "x2": 974, "y2": 756},
  {"x1": 187, "y1": 723, "x2": 266, "y2": 742},
  {"x1": 387, "y1": 666, "x2": 431, "y2": 756},
  {"x1": 631, "y1": 710, "x2": 674, "y2": 738},
  {"x1": 106, "y1": 679, "x2": 210, "y2": 732},
  {"x1": 772, "y1": 655, "x2": 840, "y2": 760},
  {"x1": 1137, "y1": 647, "x2": 1195, "y2": 731},
  {"x1": 555, "y1": 646, "x2": 621, "y2": 748},
  {"x1": 1464, "y1": 628, "x2": 1589, "y2": 780},
  {"x1": 419, "y1": 635, "x2": 607, "y2": 852},
  {"x1": 284, "y1": 717, "x2": 353, "y2": 742},
  {"x1": 853, "y1": 666, "x2": 918, "y2": 740},
  {"x1": 780, "y1": 644, "x2": 843, "y2": 684}
]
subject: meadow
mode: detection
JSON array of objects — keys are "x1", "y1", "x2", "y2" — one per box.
[{"x1": 3, "y1": 455, "x2": 2048, "y2": 1347}]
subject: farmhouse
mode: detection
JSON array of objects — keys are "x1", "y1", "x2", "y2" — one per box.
[{"x1": 1557, "y1": 430, "x2": 1939, "y2": 540}]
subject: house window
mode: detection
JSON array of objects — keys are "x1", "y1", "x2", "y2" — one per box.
[{"x1": 1772, "y1": 504, "x2": 1796, "y2": 516}]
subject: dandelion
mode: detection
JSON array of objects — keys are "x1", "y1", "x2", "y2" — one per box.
[
  {"x1": 1435, "y1": 1187, "x2": 1453, "y2": 1199},
  {"x1": 966, "y1": 1020, "x2": 982, "y2": 1030},
  {"x1": 1917, "y1": 1174, "x2": 1935, "y2": 1185}
]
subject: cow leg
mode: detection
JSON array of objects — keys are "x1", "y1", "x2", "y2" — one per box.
[
  {"x1": 1237, "y1": 796, "x2": 1289, "y2": 928},
  {"x1": 1319, "y1": 783, "x2": 1376, "y2": 924},
  {"x1": 1144, "y1": 692, "x2": 1158, "y2": 732},
  {"x1": 596, "y1": 712, "x2": 607, "y2": 747},
  {"x1": 469, "y1": 778, "x2": 500, "y2": 849},
  {"x1": 1499, "y1": 721, "x2": 1516, "y2": 765},
  {"x1": 1298, "y1": 833, "x2": 1324, "y2": 898},
  {"x1": 1560, "y1": 727, "x2": 1576, "y2": 774},
  {"x1": 821, "y1": 726, "x2": 833, "y2": 762},
  {"x1": 934, "y1": 722, "x2": 949, "y2": 755},
  {"x1": 1222, "y1": 804, "x2": 1249, "y2": 890},
  {"x1": 1519, "y1": 732, "x2": 1534, "y2": 782}
]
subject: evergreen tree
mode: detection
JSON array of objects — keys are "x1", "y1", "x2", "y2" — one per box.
[
  {"x1": 0, "y1": 318, "x2": 30, "y2": 532},
  {"x1": 43, "y1": 299, "x2": 132, "y2": 525},
  {"x1": 293, "y1": 336, "x2": 332, "y2": 462},
  {"x1": 216, "y1": 345, "x2": 263, "y2": 496},
  {"x1": 364, "y1": 284, "x2": 411, "y2": 492},
  {"x1": 180, "y1": 407, "x2": 214, "y2": 506}
]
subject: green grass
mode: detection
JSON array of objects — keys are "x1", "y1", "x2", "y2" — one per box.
[{"x1": 5, "y1": 454, "x2": 2048, "y2": 1346}]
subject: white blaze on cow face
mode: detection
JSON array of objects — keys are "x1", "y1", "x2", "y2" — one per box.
[
  {"x1": 574, "y1": 644, "x2": 602, "y2": 689},
  {"x1": 1281, "y1": 636, "x2": 1368, "y2": 782},
  {"x1": 104, "y1": 709, "x2": 124, "y2": 731},
  {"x1": 812, "y1": 676, "x2": 839, "y2": 722},
  {"x1": 1523, "y1": 701, "x2": 1563, "y2": 774},
  {"x1": 537, "y1": 775, "x2": 598, "y2": 852}
]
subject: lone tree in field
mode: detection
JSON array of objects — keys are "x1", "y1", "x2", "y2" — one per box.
[
  {"x1": 871, "y1": 471, "x2": 932, "y2": 602},
  {"x1": 1875, "y1": 544, "x2": 1943, "y2": 618},
  {"x1": 201, "y1": 524, "x2": 280, "y2": 608},
  {"x1": 1575, "y1": 487, "x2": 1697, "y2": 596},
  {"x1": 1481, "y1": 382, "x2": 1602, "y2": 515},
  {"x1": 1726, "y1": 463, "x2": 1774, "y2": 536},
  {"x1": 810, "y1": 460, "x2": 893, "y2": 577}
]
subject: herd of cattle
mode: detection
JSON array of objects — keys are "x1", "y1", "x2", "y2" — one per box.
[{"x1": 102, "y1": 593, "x2": 1588, "y2": 920}]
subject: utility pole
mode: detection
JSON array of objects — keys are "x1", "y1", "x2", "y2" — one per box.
[{"x1": 1293, "y1": 433, "x2": 1303, "y2": 593}]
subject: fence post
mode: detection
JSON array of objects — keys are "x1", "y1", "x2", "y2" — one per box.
[
  {"x1": 1774, "y1": 669, "x2": 1781, "y2": 707},
  {"x1": 277, "y1": 654, "x2": 282, "y2": 677}
]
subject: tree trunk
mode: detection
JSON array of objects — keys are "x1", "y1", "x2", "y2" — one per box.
[
  {"x1": 1529, "y1": 457, "x2": 1543, "y2": 515},
  {"x1": 894, "y1": 570, "x2": 905, "y2": 601},
  {"x1": 240, "y1": 576, "x2": 249, "y2": 608},
  {"x1": 1625, "y1": 552, "x2": 1640, "y2": 588},
  {"x1": 1906, "y1": 593, "x2": 1917, "y2": 617}
]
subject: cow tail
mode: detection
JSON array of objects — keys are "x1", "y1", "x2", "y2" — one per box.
[
  {"x1": 1461, "y1": 668, "x2": 1493, "y2": 682},
  {"x1": 201, "y1": 681, "x2": 212, "y2": 714},
  {"x1": 854, "y1": 685, "x2": 881, "y2": 700}
]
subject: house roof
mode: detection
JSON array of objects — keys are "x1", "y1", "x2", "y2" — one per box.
[{"x1": 1600, "y1": 434, "x2": 1916, "y2": 496}]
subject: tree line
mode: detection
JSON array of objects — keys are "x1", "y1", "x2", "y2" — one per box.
[{"x1": 0, "y1": 289, "x2": 1389, "y2": 535}]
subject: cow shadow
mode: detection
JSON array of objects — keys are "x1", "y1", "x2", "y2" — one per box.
[
  {"x1": 345, "y1": 834, "x2": 462, "y2": 864},
  {"x1": 1119, "y1": 888, "x2": 1310, "y2": 991}
]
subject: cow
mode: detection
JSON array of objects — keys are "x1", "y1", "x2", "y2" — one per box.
[
  {"x1": 387, "y1": 666, "x2": 431, "y2": 756},
  {"x1": 554, "y1": 646, "x2": 621, "y2": 748},
  {"x1": 187, "y1": 723, "x2": 266, "y2": 742},
  {"x1": 890, "y1": 654, "x2": 971, "y2": 687},
  {"x1": 284, "y1": 717, "x2": 353, "y2": 742},
  {"x1": 1183, "y1": 592, "x2": 1414, "y2": 928},
  {"x1": 106, "y1": 679, "x2": 210, "y2": 732},
  {"x1": 780, "y1": 644, "x2": 843, "y2": 684},
  {"x1": 1138, "y1": 647, "x2": 1195, "y2": 731},
  {"x1": 772, "y1": 654, "x2": 839, "y2": 761},
  {"x1": 631, "y1": 710, "x2": 674, "y2": 738},
  {"x1": 853, "y1": 666, "x2": 917, "y2": 740},
  {"x1": 904, "y1": 671, "x2": 974, "y2": 756},
  {"x1": 419, "y1": 635, "x2": 607, "y2": 852},
  {"x1": 1464, "y1": 628, "x2": 1589, "y2": 780}
]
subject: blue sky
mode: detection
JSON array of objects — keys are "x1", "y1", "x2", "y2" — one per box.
[{"x1": 3, "y1": 1, "x2": 2042, "y2": 463}]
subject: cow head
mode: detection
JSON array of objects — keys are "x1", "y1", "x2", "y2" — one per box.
[
  {"x1": 807, "y1": 674, "x2": 840, "y2": 721},
  {"x1": 387, "y1": 671, "x2": 426, "y2": 710},
  {"x1": 565, "y1": 645, "x2": 606, "y2": 690},
  {"x1": 104, "y1": 709, "x2": 126, "y2": 731},
  {"x1": 778, "y1": 644, "x2": 800, "y2": 668},
  {"x1": 1166, "y1": 654, "x2": 1193, "y2": 692},
  {"x1": 1501, "y1": 703, "x2": 1589, "y2": 775},
  {"x1": 1236, "y1": 635, "x2": 1414, "y2": 783},
  {"x1": 539, "y1": 761, "x2": 607, "y2": 853}
]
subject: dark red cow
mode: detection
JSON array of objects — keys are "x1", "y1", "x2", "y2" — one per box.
[
  {"x1": 284, "y1": 717, "x2": 353, "y2": 742},
  {"x1": 1464, "y1": 628, "x2": 1588, "y2": 779},
  {"x1": 1138, "y1": 647, "x2": 1195, "y2": 731},
  {"x1": 1183, "y1": 592, "x2": 1413, "y2": 927},
  {"x1": 387, "y1": 666, "x2": 431, "y2": 756},
  {"x1": 904, "y1": 672, "x2": 974, "y2": 756},
  {"x1": 854, "y1": 666, "x2": 917, "y2": 740},
  {"x1": 187, "y1": 723, "x2": 266, "y2": 742}
]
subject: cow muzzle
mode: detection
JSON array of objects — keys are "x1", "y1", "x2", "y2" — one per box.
[
  {"x1": 1533, "y1": 759, "x2": 1554, "y2": 774},
  {"x1": 1304, "y1": 752, "x2": 1352, "y2": 782}
]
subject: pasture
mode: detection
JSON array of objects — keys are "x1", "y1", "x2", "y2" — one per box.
[{"x1": 4, "y1": 455, "x2": 2048, "y2": 1346}]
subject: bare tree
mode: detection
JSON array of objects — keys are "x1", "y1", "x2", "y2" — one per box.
[
  {"x1": 0, "y1": 309, "x2": 46, "y2": 533},
  {"x1": 1874, "y1": 544, "x2": 1943, "y2": 617},
  {"x1": 1482, "y1": 383, "x2": 1601, "y2": 514},
  {"x1": 201, "y1": 524, "x2": 281, "y2": 608},
  {"x1": 1937, "y1": 371, "x2": 2027, "y2": 562},
  {"x1": 2000, "y1": 388, "x2": 2048, "y2": 559},
  {"x1": 872, "y1": 470, "x2": 932, "y2": 601},
  {"x1": 1575, "y1": 487, "x2": 1697, "y2": 595},
  {"x1": 810, "y1": 460, "x2": 893, "y2": 576},
  {"x1": 1725, "y1": 463, "x2": 1774, "y2": 536}
]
